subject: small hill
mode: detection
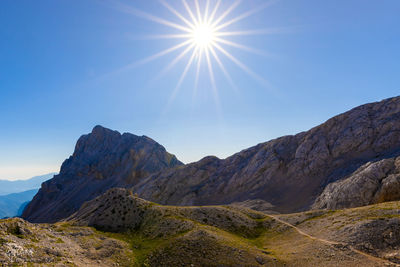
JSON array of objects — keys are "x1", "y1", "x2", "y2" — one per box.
[
  {"x1": 22, "y1": 125, "x2": 182, "y2": 223},
  {"x1": 68, "y1": 188, "x2": 276, "y2": 266}
]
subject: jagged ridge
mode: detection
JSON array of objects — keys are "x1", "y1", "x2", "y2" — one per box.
[
  {"x1": 24, "y1": 96, "x2": 400, "y2": 222},
  {"x1": 22, "y1": 126, "x2": 182, "y2": 223},
  {"x1": 133, "y1": 96, "x2": 400, "y2": 212}
]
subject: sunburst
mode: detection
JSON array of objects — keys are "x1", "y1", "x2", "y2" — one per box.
[{"x1": 112, "y1": 0, "x2": 276, "y2": 108}]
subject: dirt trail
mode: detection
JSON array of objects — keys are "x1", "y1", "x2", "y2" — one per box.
[{"x1": 266, "y1": 214, "x2": 400, "y2": 267}]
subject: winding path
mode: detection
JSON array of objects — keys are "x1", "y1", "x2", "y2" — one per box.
[{"x1": 266, "y1": 214, "x2": 400, "y2": 267}]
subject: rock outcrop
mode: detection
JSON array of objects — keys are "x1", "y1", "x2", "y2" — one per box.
[
  {"x1": 0, "y1": 217, "x2": 133, "y2": 266},
  {"x1": 22, "y1": 126, "x2": 182, "y2": 223},
  {"x1": 133, "y1": 96, "x2": 400, "y2": 212},
  {"x1": 312, "y1": 156, "x2": 400, "y2": 209}
]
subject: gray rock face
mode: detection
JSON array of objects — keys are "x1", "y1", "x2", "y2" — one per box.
[
  {"x1": 312, "y1": 156, "x2": 400, "y2": 209},
  {"x1": 23, "y1": 96, "x2": 400, "y2": 221},
  {"x1": 22, "y1": 126, "x2": 182, "y2": 223},
  {"x1": 133, "y1": 96, "x2": 400, "y2": 212}
]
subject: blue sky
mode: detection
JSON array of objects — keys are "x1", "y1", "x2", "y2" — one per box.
[{"x1": 1, "y1": 0, "x2": 399, "y2": 180}]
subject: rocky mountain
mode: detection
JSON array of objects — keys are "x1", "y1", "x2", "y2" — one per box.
[
  {"x1": 23, "y1": 96, "x2": 400, "y2": 223},
  {"x1": 22, "y1": 126, "x2": 182, "y2": 223},
  {"x1": 133, "y1": 96, "x2": 400, "y2": 212},
  {"x1": 0, "y1": 173, "x2": 55, "y2": 196},
  {"x1": 313, "y1": 155, "x2": 400, "y2": 209}
]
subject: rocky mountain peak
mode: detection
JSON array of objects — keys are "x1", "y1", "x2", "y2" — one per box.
[{"x1": 22, "y1": 126, "x2": 183, "y2": 223}]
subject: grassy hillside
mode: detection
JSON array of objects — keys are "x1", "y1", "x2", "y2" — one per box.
[{"x1": 1, "y1": 189, "x2": 399, "y2": 266}]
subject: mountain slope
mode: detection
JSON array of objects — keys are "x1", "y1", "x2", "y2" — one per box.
[
  {"x1": 133, "y1": 96, "x2": 400, "y2": 212},
  {"x1": 0, "y1": 189, "x2": 38, "y2": 218},
  {"x1": 2, "y1": 188, "x2": 400, "y2": 266},
  {"x1": 22, "y1": 125, "x2": 182, "y2": 223},
  {"x1": 68, "y1": 188, "x2": 400, "y2": 266},
  {"x1": 0, "y1": 173, "x2": 55, "y2": 196}
]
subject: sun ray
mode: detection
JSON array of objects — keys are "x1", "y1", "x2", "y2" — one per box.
[
  {"x1": 121, "y1": 4, "x2": 192, "y2": 33},
  {"x1": 182, "y1": 0, "x2": 198, "y2": 26},
  {"x1": 211, "y1": 0, "x2": 241, "y2": 28},
  {"x1": 193, "y1": 49, "x2": 203, "y2": 100},
  {"x1": 168, "y1": 48, "x2": 198, "y2": 104},
  {"x1": 205, "y1": 48, "x2": 219, "y2": 102},
  {"x1": 116, "y1": 0, "x2": 279, "y2": 111},
  {"x1": 207, "y1": 0, "x2": 221, "y2": 24},
  {"x1": 194, "y1": 0, "x2": 202, "y2": 24},
  {"x1": 203, "y1": 0, "x2": 210, "y2": 23},
  {"x1": 209, "y1": 45, "x2": 239, "y2": 93},
  {"x1": 213, "y1": 42, "x2": 270, "y2": 87},
  {"x1": 159, "y1": 0, "x2": 195, "y2": 29},
  {"x1": 155, "y1": 43, "x2": 196, "y2": 80},
  {"x1": 214, "y1": 1, "x2": 275, "y2": 31},
  {"x1": 100, "y1": 39, "x2": 193, "y2": 80},
  {"x1": 215, "y1": 27, "x2": 287, "y2": 37},
  {"x1": 136, "y1": 39, "x2": 192, "y2": 66},
  {"x1": 205, "y1": 48, "x2": 222, "y2": 116},
  {"x1": 140, "y1": 33, "x2": 192, "y2": 40},
  {"x1": 214, "y1": 37, "x2": 268, "y2": 56}
]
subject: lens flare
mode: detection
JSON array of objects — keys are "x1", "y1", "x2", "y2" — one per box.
[{"x1": 111, "y1": 0, "x2": 278, "y2": 109}]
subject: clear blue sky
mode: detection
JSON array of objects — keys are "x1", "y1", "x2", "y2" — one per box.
[{"x1": 1, "y1": 0, "x2": 399, "y2": 180}]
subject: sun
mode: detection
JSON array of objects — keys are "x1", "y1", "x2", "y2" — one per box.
[
  {"x1": 116, "y1": 0, "x2": 275, "y2": 109},
  {"x1": 191, "y1": 23, "x2": 216, "y2": 49}
]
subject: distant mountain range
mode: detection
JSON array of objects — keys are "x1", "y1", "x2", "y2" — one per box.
[
  {"x1": 0, "y1": 173, "x2": 55, "y2": 218},
  {"x1": 23, "y1": 96, "x2": 400, "y2": 223},
  {"x1": 0, "y1": 189, "x2": 38, "y2": 218},
  {"x1": 0, "y1": 173, "x2": 56, "y2": 196}
]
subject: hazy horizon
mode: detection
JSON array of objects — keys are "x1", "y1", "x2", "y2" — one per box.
[
  {"x1": 1, "y1": 0, "x2": 399, "y2": 180},
  {"x1": 0, "y1": 172, "x2": 57, "y2": 182}
]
